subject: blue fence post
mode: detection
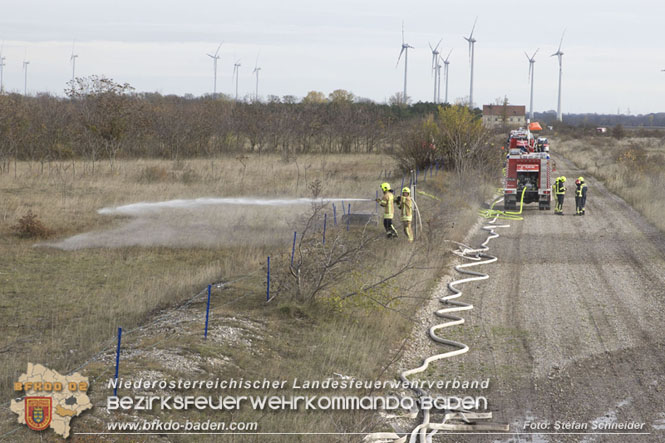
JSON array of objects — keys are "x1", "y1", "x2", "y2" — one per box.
[
  {"x1": 113, "y1": 327, "x2": 122, "y2": 397},
  {"x1": 291, "y1": 231, "x2": 297, "y2": 266},
  {"x1": 204, "y1": 285, "x2": 212, "y2": 339},
  {"x1": 333, "y1": 204, "x2": 337, "y2": 225},
  {"x1": 342, "y1": 201, "x2": 346, "y2": 215},
  {"x1": 346, "y1": 204, "x2": 351, "y2": 231},
  {"x1": 266, "y1": 257, "x2": 271, "y2": 301},
  {"x1": 323, "y1": 213, "x2": 327, "y2": 245},
  {"x1": 416, "y1": 169, "x2": 419, "y2": 185},
  {"x1": 430, "y1": 165, "x2": 433, "y2": 178}
]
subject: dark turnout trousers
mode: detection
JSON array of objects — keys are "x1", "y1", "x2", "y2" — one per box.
[{"x1": 383, "y1": 218, "x2": 398, "y2": 238}]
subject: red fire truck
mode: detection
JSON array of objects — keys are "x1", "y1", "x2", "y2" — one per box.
[{"x1": 504, "y1": 128, "x2": 552, "y2": 210}]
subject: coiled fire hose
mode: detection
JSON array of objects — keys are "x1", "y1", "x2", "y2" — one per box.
[{"x1": 365, "y1": 191, "x2": 522, "y2": 443}]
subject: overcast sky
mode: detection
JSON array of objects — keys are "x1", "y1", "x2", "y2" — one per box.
[{"x1": 1, "y1": 0, "x2": 664, "y2": 114}]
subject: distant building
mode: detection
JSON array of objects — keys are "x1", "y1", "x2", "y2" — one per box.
[{"x1": 482, "y1": 104, "x2": 526, "y2": 128}]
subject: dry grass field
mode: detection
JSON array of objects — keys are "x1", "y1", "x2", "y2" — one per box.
[
  {"x1": 556, "y1": 135, "x2": 665, "y2": 231},
  {"x1": 0, "y1": 153, "x2": 489, "y2": 439}
]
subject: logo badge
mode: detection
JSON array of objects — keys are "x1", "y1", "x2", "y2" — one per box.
[{"x1": 25, "y1": 397, "x2": 52, "y2": 431}]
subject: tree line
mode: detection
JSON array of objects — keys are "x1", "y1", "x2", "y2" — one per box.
[{"x1": 0, "y1": 76, "x2": 453, "y2": 173}]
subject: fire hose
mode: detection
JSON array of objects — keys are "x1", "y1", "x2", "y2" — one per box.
[{"x1": 365, "y1": 190, "x2": 526, "y2": 442}]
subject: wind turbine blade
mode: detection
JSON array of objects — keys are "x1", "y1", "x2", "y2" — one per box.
[
  {"x1": 557, "y1": 30, "x2": 566, "y2": 53},
  {"x1": 445, "y1": 49, "x2": 452, "y2": 62},
  {"x1": 428, "y1": 41, "x2": 434, "y2": 51},
  {"x1": 434, "y1": 39, "x2": 442, "y2": 52},
  {"x1": 214, "y1": 42, "x2": 223, "y2": 57},
  {"x1": 524, "y1": 51, "x2": 530, "y2": 60},
  {"x1": 469, "y1": 16, "x2": 478, "y2": 39},
  {"x1": 533, "y1": 48, "x2": 539, "y2": 58},
  {"x1": 396, "y1": 47, "x2": 405, "y2": 66}
]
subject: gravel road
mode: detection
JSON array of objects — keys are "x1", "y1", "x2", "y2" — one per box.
[{"x1": 399, "y1": 156, "x2": 665, "y2": 442}]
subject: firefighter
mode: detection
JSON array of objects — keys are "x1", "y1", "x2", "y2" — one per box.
[
  {"x1": 397, "y1": 187, "x2": 413, "y2": 242},
  {"x1": 376, "y1": 182, "x2": 398, "y2": 238},
  {"x1": 553, "y1": 176, "x2": 566, "y2": 215},
  {"x1": 575, "y1": 177, "x2": 588, "y2": 215}
]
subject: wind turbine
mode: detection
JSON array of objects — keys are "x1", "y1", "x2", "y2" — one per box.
[
  {"x1": 525, "y1": 48, "x2": 538, "y2": 120},
  {"x1": 0, "y1": 43, "x2": 5, "y2": 93},
  {"x1": 441, "y1": 49, "x2": 452, "y2": 104},
  {"x1": 70, "y1": 40, "x2": 78, "y2": 83},
  {"x1": 206, "y1": 42, "x2": 222, "y2": 95},
  {"x1": 429, "y1": 39, "x2": 442, "y2": 103},
  {"x1": 464, "y1": 17, "x2": 478, "y2": 109},
  {"x1": 551, "y1": 30, "x2": 565, "y2": 122},
  {"x1": 232, "y1": 60, "x2": 241, "y2": 101},
  {"x1": 396, "y1": 22, "x2": 414, "y2": 104},
  {"x1": 252, "y1": 54, "x2": 261, "y2": 101}
]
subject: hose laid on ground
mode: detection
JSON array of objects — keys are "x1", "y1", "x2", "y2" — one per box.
[
  {"x1": 365, "y1": 192, "x2": 520, "y2": 443},
  {"x1": 412, "y1": 199, "x2": 423, "y2": 239},
  {"x1": 478, "y1": 187, "x2": 527, "y2": 220}
]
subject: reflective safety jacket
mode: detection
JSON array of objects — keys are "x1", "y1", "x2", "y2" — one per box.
[
  {"x1": 553, "y1": 179, "x2": 566, "y2": 195},
  {"x1": 398, "y1": 196, "x2": 413, "y2": 222},
  {"x1": 379, "y1": 191, "x2": 395, "y2": 219},
  {"x1": 576, "y1": 183, "x2": 587, "y2": 198}
]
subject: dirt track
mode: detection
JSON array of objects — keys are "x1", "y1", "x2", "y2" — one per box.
[{"x1": 401, "y1": 156, "x2": 665, "y2": 442}]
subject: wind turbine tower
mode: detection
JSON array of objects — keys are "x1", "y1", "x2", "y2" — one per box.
[
  {"x1": 442, "y1": 49, "x2": 452, "y2": 104},
  {"x1": 233, "y1": 60, "x2": 241, "y2": 101},
  {"x1": 70, "y1": 40, "x2": 79, "y2": 83},
  {"x1": 253, "y1": 55, "x2": 261, "y2": 101},
  {"x1": 0, "y1": 46, "x2": 5, "y2": 93},
  {"x1": 207, "y1": 42, "x2": 222, "y2": 95},
  {"x1": 429, "y1": 40, "x2": 442, "y2": 103},
  {"x1": 464, "y1": 17, "x2": 478, "y2": 109},
  {"x1": 396, "y1": 22, "x2": 414, "y2": 104},
  {"x1": 525, "y1": 48, "x2": 538, "y2": 120},
  {"x1": 23, "y1": 59, "x2": 30, "y2": 96},
  {"x1": 551, "y1": 31, "x2": 565, "y2": 122}
]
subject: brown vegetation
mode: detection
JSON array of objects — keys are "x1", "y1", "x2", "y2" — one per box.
[
  {"x1": 0, "y1": 76, "x2": 447, "y2": 174},
  {"x1": 556, "y1": 136, "x2": 665, "y2": 231},
  {"x1": 12, "y1": 210, "x2": 54, "y2": 238}
]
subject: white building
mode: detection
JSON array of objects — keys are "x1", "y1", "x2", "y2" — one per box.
[{"x1": 482, "y1": 104, "x2": 526, "y2": 128}]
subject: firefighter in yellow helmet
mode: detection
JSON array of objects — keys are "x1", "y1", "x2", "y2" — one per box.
[
  {"x1": 397, "y1": 187, "x2": 413, "y2": 242},
  {"x1": 553, "y1": 176, "x2": 566, "y2": 215},
  {"x1": 574, "y1": 176, "x2": 587, "y2": 215},
  {"x1": 376, "y1": 182, "x2": 398, "y2": 238}
]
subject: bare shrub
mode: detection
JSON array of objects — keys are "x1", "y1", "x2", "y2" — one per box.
[
  {"x1": 138, "y1": 165, "x2": 169, "y2": 183},
  {"x1": 13, "y1": 210, "x2": 54, "y2": 238}
]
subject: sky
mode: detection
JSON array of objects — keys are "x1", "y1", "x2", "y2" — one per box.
[{"x1": 1, "y1": 0, "x2": 664, "y2": 114}]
